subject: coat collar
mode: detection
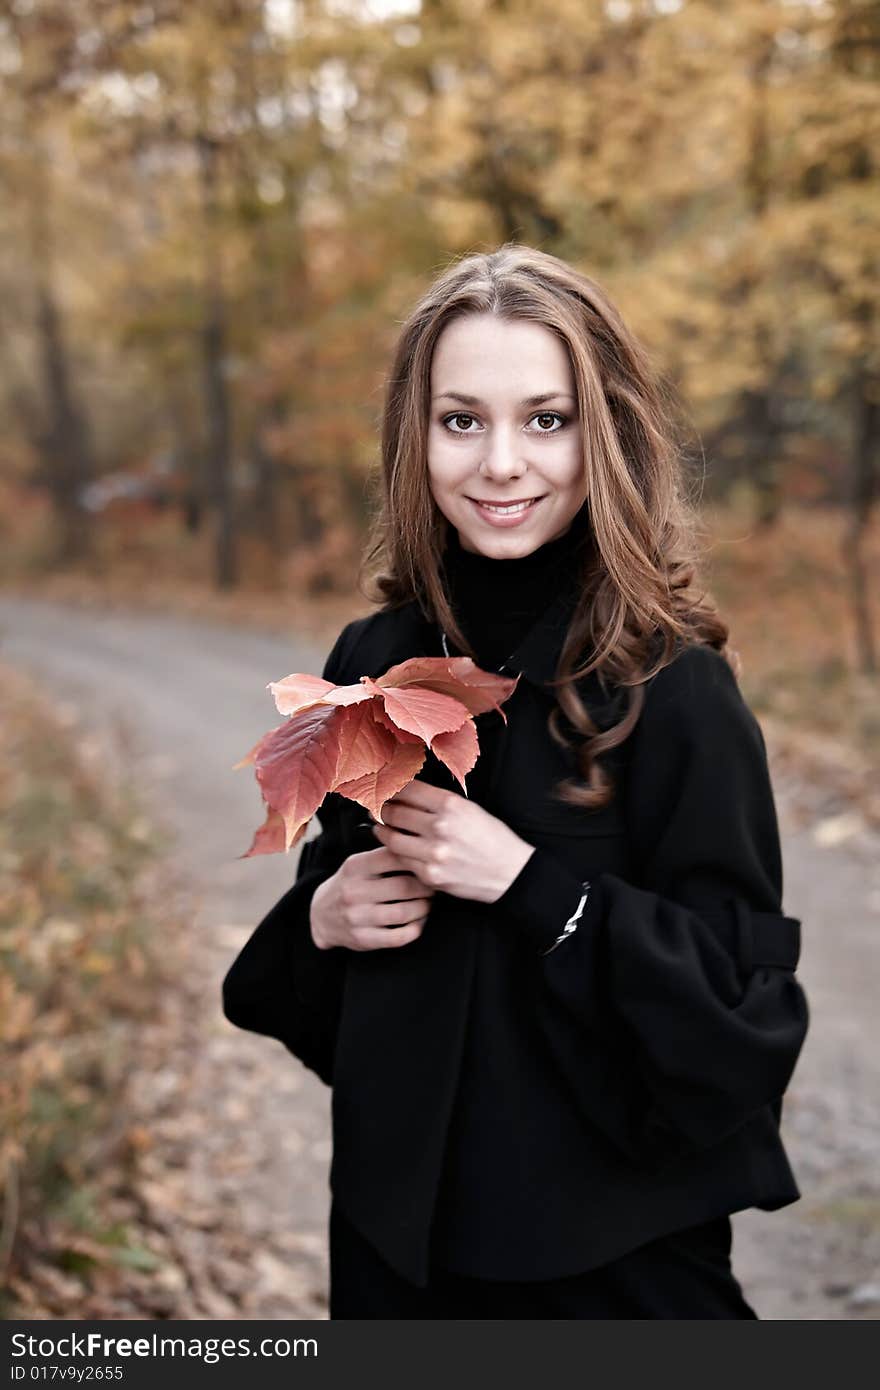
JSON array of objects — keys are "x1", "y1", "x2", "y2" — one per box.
[
  {"x1": 500, "y1": 580, "x2": 583, "y2": 687},
  {"x1": 387, "y1": 579, "x2": 582, "y2": 691}
]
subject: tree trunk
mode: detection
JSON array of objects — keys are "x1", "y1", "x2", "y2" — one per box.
[
  {"x1": 743, "y1": 380, "x2": 783, "y2": 530},
  {"x1": 196, "y1": 131, "x2": 237, "y2": 589},
  {"x1": 844, "y1": 354, "x2": 879, "y2": 675},
  {"x1": 744, "y1": 38, "x2": 783, "y2": 529},
  {"x1": 165, "y1": 373, "x2": 203, "y2": 534},
  {"x1": 30, "y1": 166, "x2": 94, "y2": 566},
  {"x1": 250, "y1": 416, "x2": 282, "y2": 586}
]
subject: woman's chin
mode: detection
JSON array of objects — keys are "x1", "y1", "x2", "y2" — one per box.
[{"x1": 457, "y1": 530, "x2": 541, "y2": 558}]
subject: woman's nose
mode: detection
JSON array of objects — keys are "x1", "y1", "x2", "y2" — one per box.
[{"x1": 478, "y1": 423, "x2": 526, "y2": 480}]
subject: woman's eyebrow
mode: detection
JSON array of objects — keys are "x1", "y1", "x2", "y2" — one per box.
[{"x1": 432, "y1": 391, "x2": 575, "y2": 406}]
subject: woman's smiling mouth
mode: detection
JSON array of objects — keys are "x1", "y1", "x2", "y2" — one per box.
[{"x1": 467, "y1": 496, "x2": 545, "y2": 526}]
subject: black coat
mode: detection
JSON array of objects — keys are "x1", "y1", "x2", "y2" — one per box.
[{"x1": 222, "y1": 586, "x2": 809, "y2": 1288}]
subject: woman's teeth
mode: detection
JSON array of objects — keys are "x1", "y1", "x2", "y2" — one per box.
[{"x1": 476, "y1": 499, "x2": 536, "y2": 514}]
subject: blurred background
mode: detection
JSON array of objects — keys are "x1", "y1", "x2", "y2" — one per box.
[{"x1": 0, "y1": 0, "x2": 877, "y2": 1321}]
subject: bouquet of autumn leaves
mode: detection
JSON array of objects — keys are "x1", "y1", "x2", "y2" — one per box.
[{"x1": 234, "y1": 655, "x2": 520, "y2": 859}]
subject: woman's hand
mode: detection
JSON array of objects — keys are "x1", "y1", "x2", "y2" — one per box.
[
  {"x1": 370, "y1": 781, "x2": 536, "y2": 904},
  {"x1": 310, "y1": 846, "x2": 436, "y2": 951}
]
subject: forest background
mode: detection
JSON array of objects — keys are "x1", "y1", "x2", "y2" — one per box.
[
  {"x1": 1, "y1": 0, "x2": 878, "y2": 746},
  {"x1": 0, "y1": 0, "x2": 878, "y2": 1319}
]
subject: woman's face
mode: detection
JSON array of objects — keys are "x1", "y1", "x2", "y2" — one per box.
[{"x1": 427, "y1": 312, "x2": 588, "y2": 557}]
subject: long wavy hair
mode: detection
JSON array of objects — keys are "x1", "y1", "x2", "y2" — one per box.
[{"x1": 360, "y1": 243, "x2": 734, "y2": 810}]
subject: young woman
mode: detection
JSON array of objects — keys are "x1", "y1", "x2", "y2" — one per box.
[{"x1": 222, "y1": 244, "x2": 809, "y2": 1319}]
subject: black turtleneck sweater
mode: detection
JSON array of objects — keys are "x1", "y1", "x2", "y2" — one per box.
[
  {"x1": 439, "y1": 498, "x2": 592, "y2": 672},
  {"x1": 429, "y1": 499, "x2": 597, "y2": 1271}
]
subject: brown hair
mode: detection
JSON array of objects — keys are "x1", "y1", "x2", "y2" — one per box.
[{"x1": 361, "y1": 243, "x2": 735, "y2": 810}]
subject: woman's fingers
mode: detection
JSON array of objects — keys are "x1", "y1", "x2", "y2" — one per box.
[
  {"x1": 351, "y1": 918, "x2": 429, "y2": 951},
  {"x1": 346, "y1": 845, "x2": 436, "y2": 900},
  {"x1": 372, "y1": 871, "x2": 431, "y2": 902},
  {"x1": 334, "y1": 845, "x2": 435, "y2": 950},
  {"x1": 357, "y1": 845, "x2": 415, "y2": 872},
  {"x1": 362, "y1": 897, "x2": 433, "y2": 928},
  {"x1": 378, "y1": 802, "x2": 435, "y2": 835},
  {"x1": 371, "y1": 823, "x2": 432, "y2": 863}
]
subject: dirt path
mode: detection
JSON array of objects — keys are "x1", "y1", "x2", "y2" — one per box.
[{"x1": 1, "y1": 594, "x2": 877, "y2": 1320}]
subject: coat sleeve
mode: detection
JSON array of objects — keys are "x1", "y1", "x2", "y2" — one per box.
[
  {"x1": 493, "y1": 642, "x2": 810, "y2": 1167},
  {"x1": 221, "y1": 621, "x2": 364, "y2": 1085}
]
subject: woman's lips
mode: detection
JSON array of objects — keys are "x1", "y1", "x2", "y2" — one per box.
[{"x1": 467, "y1": 496, "x2": 544, "y2": 527}]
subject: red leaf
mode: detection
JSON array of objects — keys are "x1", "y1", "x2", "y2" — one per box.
[
  {"x1": 334, "y1": 739, "x2": 427, "y2": 822},
  {"x1": 431, "y1": 718, "x2": 480, "y2": 792},
  {"x1": 232, "y1": 732, "x2": 267, "y2": 771},
  {"x1": 375, "y1": 655, "x2": 519, "y2": 722},
  {"x1": 370, "y1": 701, "x2": 423, "y2": 744},
  {"x1": 267, "y1": 673, "x2": 338, "y2": 716},
  {"x1": 363, "y1": 675, "x2": 470, "y2": 743},
  {"x1": 320, "y1": 681, "x2": 377, "y2": 708},
  {"x1": 238, "y1": 806, "x2": 304, "y2": 859},
  {"x1": 252, "y1": 703, "x2": 345, "y2": 851},
  {"x1": 269, "y1": 672, "x2": 377, "y2": 716},
  {"x1": 330, "y1": 700, "x2": 397, "y2": 786},
  {"x1": 236, "y1": 655, "x2": 518, "y2": 859}
]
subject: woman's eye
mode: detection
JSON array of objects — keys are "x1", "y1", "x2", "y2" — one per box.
[
  {"x1": 531, "y1": 412, "x2": 566, "y2": 433},
  {"x1": 444, "y1": 413, "x2": 479, "y2": 434},
  {"x1": 441, "y1": 411, "x2": 568, "y2": 435}
]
